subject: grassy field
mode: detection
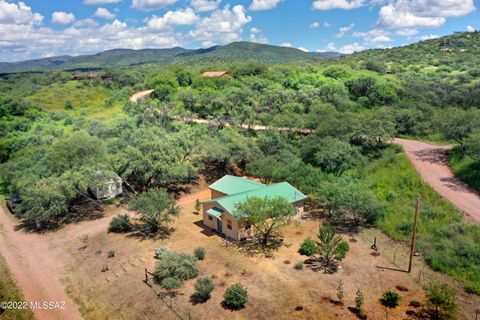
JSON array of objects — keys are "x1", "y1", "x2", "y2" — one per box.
[
  {"x1": 25, "y1": 80, "x2": 124, "y2": 120},
  {"x1": 0, "y1": 255, "x2": 35, "y2": 320},
  {"x1": 448, "y1": 147, "x2": 480, "y2": 193},
  {"x1": 366, "y1": 146, "x2": 480, "y2": 294}
]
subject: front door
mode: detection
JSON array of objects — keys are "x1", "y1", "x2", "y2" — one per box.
[{"x1": 217, "y1": 219, "x2": 222, "y2": 233}]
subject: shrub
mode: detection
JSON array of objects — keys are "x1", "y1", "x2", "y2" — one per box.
[
  {"x1": 355, "y1": 289, "x2": 364, "y2": 310},
  {"x1": 337, "y1": 280, "x2": 344, "y2": 302},
  {"x1": 424, "y1": 281, "x2": 456, "y2": 319},
  {"x1": 108, "y1": 214, "x2": 131, "y2": 233},
  {"x1": 194, "y1": 247, "x2": 206, "y2": 260},
  {"x1": 154, "y1": 246, "x2": 169, "y2": 259},
  {"x1": 294, "y1": 261, "x2": 304, "y2": 270},
  {"x1": 336, "y1": 241, "x2": 350, "y2": 261},
  {"x1": 298, "y1": 237, "x2": 317, "y2": 256},
  {"x1": 223, "y1": 283, "x2": 248, "y2": 310},
  {"x1": 161, "y1": 277, "x2": 182, "y2": 291},
  {"x1": 381, "y1": 289, "x2": 401, "y2": 308},
  {"x1": 194, "y1": 277, "x2": 215, "y2": 301},
  {"x1": 154, "y1": 251, "x2": 199, "y2": 285},
  {"x1": 107, "y1": 250, "x2": 115, "y2": 258}
]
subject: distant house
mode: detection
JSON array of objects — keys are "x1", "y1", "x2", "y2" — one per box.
[
  {"x1": 202, "y1": 175, "x2": 306, "y2": 240},
  {"x1": 201, "y1": 71, "x2": 231, "y2": 78}
]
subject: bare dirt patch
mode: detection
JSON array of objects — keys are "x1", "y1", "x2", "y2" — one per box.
[{"x1": 63, "y1": 188, "x2": 427, "y2": 320}]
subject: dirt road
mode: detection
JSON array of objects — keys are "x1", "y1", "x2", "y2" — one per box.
[
  {"x1": 129, "y1": 89, "x2": 155, "y2": 103},
  {"x1": 395, "y1": 138, "x2": 480, "y2": 224},
  {"x1": 0, "y1": 205, "x2": 128, "y2": 319}
]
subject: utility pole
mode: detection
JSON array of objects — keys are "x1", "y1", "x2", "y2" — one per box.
[{"x1": 408, "y1": 196, "x2": 420, "y2": 273}]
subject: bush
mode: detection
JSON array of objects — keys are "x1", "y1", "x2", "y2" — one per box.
[
  {"x1": 336, "y1": 241, "x2": 350, "y2": 261},
  {"x1": 294, "y1": 261, "x2": 304, "y2": 270},
  {"x1": 107, "y1": 250, "x2": 115, "y2": 258},
  {"x1": 161, "y1": 277, "x2": 182, "y2": 291},
  {"x1": 355, "y1": 289, "x2": 364, "y2": 310},
  {"x1": 381, "y1": 289, "x2": 401, "y2": 308},
  {"x1": 154, "y1": 251, "x2": 199, "y2": 286},
  {"x1": 223, "y1": 283, "x2": 248, "y2": 310},
  {"x1": 154, "y1": 246, "x2": 169, "y2": 259},
  {"x1": 424, "y1": 281, "x2": 456, "y2": 319},
  {"x1": 298, "y1": 237, "x2": 317, "y2": 256},
  {"x1": 194, "y1": 247, "x2": 206, "y2": 260},
  {"x1": 108, "y1": 214, "x2": 131, "y2": 233},
  {"x1": 194, "y1": 277, "x2": 215, "y2": 301}
]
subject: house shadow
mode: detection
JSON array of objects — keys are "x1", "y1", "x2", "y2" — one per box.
[{"x1": 193, "y1": 219, "x2": 217, "y2": 237}]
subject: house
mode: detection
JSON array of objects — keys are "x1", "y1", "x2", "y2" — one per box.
[
  {"x1": 202, "y1": 175, "x2": 306, "y2": 240},
  {"x1": 201, "y1": 71, "x2": 231, "y2": 78}
]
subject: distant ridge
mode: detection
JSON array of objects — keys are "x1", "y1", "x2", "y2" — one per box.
[{"x1": 0, "y1": 42, "x2": 340, "y2": 73}]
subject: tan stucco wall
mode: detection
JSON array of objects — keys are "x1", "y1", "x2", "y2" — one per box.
[
  {"x1": 202, "y1": 198, "x2": 306, "y2": 241},
  {"x1": 210, "y1": 189, "x2": 226, "y2": 199},
  {"x1": 202, "y1": 201, "x2": 241, "y2": 240}
]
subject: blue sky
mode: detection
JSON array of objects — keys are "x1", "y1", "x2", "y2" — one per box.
[{"x1": 0, "y1": 0, "x2": 479, "y2": 62}]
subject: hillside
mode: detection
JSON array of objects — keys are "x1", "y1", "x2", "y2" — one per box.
[{"x1": 0, "y1": 42, "x2": 338, "y2": 73}]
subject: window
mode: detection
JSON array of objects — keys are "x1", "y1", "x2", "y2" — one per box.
[
  {"x1": 208, "y1": 215, "x2": 213, "y2": 221},
  {"x1": 227, "y1": 219, "x2": 232, "y2": 230}
]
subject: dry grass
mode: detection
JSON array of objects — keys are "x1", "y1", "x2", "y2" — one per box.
[{"x1": 64, "y1": 189, "x2": 427, "y2": 320}]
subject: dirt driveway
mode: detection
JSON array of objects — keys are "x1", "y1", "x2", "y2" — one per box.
[
  {"x1": 129, "y1": 89, "x2": 155, "y2": 103},
  {"x1": 394, "y1": 138, "x2": 480, "y2": 224},
  {"x1": 0, "y1": 205, "x2": 129, "y2": 320}
]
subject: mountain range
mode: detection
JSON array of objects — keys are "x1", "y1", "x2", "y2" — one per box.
[{"x1": 0, "y1": 42, "x2": 340, "y2": 73}]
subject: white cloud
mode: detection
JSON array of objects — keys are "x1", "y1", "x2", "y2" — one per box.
[
  {"x1": 249, "y1": 0, "x2": 281, "y2": 11},
  {"x1": 188, "y1": 5, "x2": 251, "y2": 44},
  {"x1": 298, "y1": 46, "x2": 309, "y2": 52},
  {"x1": 353, "y1": 28, "x2": 392, "y2": 43},
  {"x1": 131, "y1": 0, "x2": 178, "y2": 11},
  {"x1": 95, "y1": 7, "x2": 116, "y2": 19},
  {"x1": 0, "y1": 1, "x2": 43, "y2": 25},
  {"x1": 249, "y1": 28, "x2": 268, "y2": 43},
  {"x1": 336, "y1": 22, "x2": 354, "y2": 37},
  {"x1": 395, "y1": 28, "x2": 418, "y2": 36},
  {"x1": 419, "y1": 34, "x2": 439, "y2": 40},
  {"x1": 378, "y1": 0, "x2": 476, "y2": 29},
  {"x1": 467, "y1": 25, "x2": 476, "y2": 32},
  {"x1": 84, "y1": 0, "x2": 121, "y2": 4},
  {"x1": 74, "y1": 18, "x2": 99, "y2": 27},
  {"x1": 310, "y1": 21, "x2": 320, "y2": 28},
  {"x1": 190, "y1": 0, "x2": 221, "y2": 12},
  {"x1": 326, "y1": 42, "x2": 336, "y2": 50},
  {"x1": 312, "y1": 0, "x2": 365, "y2": 10},
  {"x1": 338, "y1": 42, "x2": 365, "y2": 54},
  {"x1": 324, "y1": 22, "x2": 331, "y2": 27},
  {"x1": 51, "y1": 11, "x2": 75, "y2": 24},
  {"x1": 148, "y1": 8, "x2": 199, "y2": 30},
  {"x1": 281, "y1": 42, "x2": 292, "y2": 47}
]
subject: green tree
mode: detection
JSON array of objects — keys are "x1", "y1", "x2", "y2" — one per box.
[
  {"x1": 311, "y1": 137, "x2": 363, "y2": 176},
  {"x1": 129, "y1": 188, "x2": 179, "y2": 234},
  {"x1": 355, "y1": 289, "x2": 364, "y2": 310},
  {"x1": 316, "y1": 225, "x2": 349, "y2": 270},
  {"x1": 234, "y1": 196, "x2": 296, "y2": 247},
  {"x1": 154, "y1": 251, "x2": 199, "y2": 285},
  {"x1": 424, "y1": 281, "x2": 457, "y2": 320},
  {"x1": 435, "y1": 108, "x2": 480, "y2": 149},
  {"x1": 381, "y1": 290, "x2": 401, "y2": 308},
  {"x1": 337, "y1": 280, "x2": 344, "y2": 302},
  {"x1": 245, "y1": 156, "x2": 281, "y2": 184}
]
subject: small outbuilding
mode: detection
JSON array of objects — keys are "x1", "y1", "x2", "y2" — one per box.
[
  {"x1": 202, "y1": 175, "x2": 306, "y2": 240},
  {"x1": 201, "y1": 71, "x2": 231, "y2": 78}
]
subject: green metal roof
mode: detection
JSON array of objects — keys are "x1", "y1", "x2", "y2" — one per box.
[
  {"x1": 205, "y1": 181, "x2": 306, "y2": 218},
  {"x1": 206, "y1": 207, "x2": 223, "y2": 218},
  {"x1": 208, "y1": 175, "x2": 264, "y2": 195}
]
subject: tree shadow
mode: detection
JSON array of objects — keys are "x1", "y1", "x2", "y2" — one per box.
[
  {"x1": 189, "y1": 293, "x2": 209, "y2": 305},
  {"x1": 222, "y1": 233, "x2": 287, "y2": 257},
  {"x1": 304, "y1": 257, "x2": 339, "y2": 274},
  {"x1": 126, "y1": 225, "x2": 174, "y2": 240},
  {"x1": 220, "y1": 301, "x2": 246, "y2": 311}
]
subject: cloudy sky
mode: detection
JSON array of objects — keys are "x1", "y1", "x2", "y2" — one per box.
[{"x1": 0, "y1": 0, "x2": 478, "y2": 62}]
